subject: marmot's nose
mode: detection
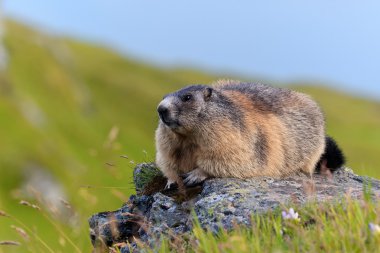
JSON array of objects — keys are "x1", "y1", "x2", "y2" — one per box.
[{"x1": 157, "y1": 105, "x2": 169, "y2": 122}]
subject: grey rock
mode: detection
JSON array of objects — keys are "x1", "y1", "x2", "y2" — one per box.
[
  {"x1": 89, "y1": 194, "x2": 153, "y2": 248},
  {"x1": 149, "y1": 193, "x2": 190, "y2": 231},
  {"x1": 89, "y1": 164, "x2": 380, "y2": 252}
]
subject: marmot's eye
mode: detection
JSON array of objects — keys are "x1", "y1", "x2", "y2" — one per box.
[{"x1": 182, "y1": 94, "x2": 192, "y2": 102}]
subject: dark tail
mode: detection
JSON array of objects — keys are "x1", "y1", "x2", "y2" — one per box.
[{"x1": 315, "y1": 136, "x2": 346, "y2": 173}]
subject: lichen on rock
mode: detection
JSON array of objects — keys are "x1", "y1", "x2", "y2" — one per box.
[{"x1": 133, "y1": 163, "x2": 163, "y2": 195}]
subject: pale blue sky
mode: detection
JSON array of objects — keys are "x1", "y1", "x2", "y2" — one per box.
[{"x1": 3, "y1": 1, "x2": 380, "y2": 99}]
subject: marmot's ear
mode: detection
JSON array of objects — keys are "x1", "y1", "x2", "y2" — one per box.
[{"x1": 203, "y1": 87, "x2": 213, "y2": 101}]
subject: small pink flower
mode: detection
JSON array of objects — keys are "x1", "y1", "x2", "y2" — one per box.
[
  {"x1": 282, "y1": 208, "x2": 300, "y2": 222},
  {"x1": 369, "y1": 223, "x2": 380, "y2": 235}
]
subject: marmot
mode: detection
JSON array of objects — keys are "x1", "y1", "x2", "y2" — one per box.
[{"x1": 155, "y1": 80, "x2": 345, "y2": 187}]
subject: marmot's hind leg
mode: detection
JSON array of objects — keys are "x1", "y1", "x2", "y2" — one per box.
[{"x1": 301, "y1": 144, "x2": 325, "y2": 177}]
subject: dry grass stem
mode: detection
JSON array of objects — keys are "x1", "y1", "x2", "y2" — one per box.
[
  {"x1": 11, "y1": 225, "x2": 30, "y2": 241},
  {"x1": 0, "y1": 210, "x2": 9, "y2": 217},
  {"x1": 0, "y1": 241, "x2": 21, "y2": 246},
  {"x1": 59, "y1": 198, "x2": 72, "y2": 209},
  {"x1": 19, "y1": 200, "x2": 41, "y2": 210}
]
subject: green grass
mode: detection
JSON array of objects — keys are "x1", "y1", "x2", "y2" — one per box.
[
  {"x1": 0, "y1": 19, "x2": 379, "y2": 252},
  {"x1": 2, "y1": 194, "x2": 380, "y2": 253},
  {"x1": 130, "y1": 197, "x2": 380, "y2": 253}
]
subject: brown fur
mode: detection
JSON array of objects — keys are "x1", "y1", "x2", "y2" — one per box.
[{"x1": 155, "y1": 80, "x2": 325, "y2": 186}]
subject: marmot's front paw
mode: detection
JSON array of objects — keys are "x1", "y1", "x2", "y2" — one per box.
[{"x1": 183, "y1": 168, "x2": 208, "y2": 186}]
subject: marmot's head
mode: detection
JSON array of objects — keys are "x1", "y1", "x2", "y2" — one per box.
[{"x1": 157, "y1": 85, "x2": 213, "y2": 134}]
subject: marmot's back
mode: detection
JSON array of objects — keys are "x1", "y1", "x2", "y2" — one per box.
[
  {"x1": 155, "y1": 80, "x2": 343, "y2": 187},
  {"x1": 213, "y1": 80, "x2": 325, "y2": 177}
]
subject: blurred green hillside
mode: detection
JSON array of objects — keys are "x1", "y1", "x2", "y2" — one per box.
[{"x1": 0, "y1": 20, "x2": 379, "y2": 252}]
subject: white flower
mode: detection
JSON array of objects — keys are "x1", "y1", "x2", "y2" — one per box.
[
  {"x1": 369, "y1": 223, "x2": 380, "y2": 235},
  {"x1": 282, "y1": 208, "x2": 300, "y2": 221}
]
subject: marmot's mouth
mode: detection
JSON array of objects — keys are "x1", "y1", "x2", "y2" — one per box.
[
  {"x1": 161, "y1": 117, "x2": 171, "y2": 126},
  {"x1": 160, "y1": 116, "x2": 180, "y2": 129}
]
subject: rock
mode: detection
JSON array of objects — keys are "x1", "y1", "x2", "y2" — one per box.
[
  {"x1": 89, "y1": 194, "x2": 153, "y2": 248},
  {"x1": 89, "y1": 163, "x2": 380, "y2": 252},
  {"x1": 149, "y1": 193, "x2": 190, "y2": 232}
]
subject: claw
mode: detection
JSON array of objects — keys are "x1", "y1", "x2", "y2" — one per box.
[
  {"x1": 164, "y1": 179, "x2": 176, "y2": 190},
  {"x1": 183, "y1": 169, "x2": 208, "y2": 186}
]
